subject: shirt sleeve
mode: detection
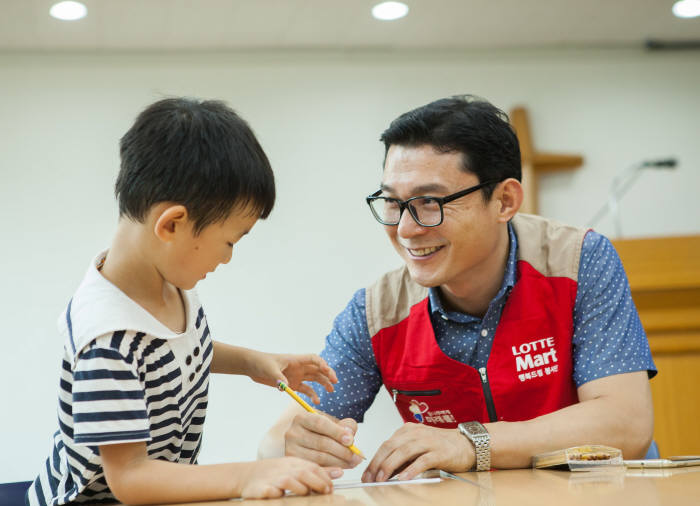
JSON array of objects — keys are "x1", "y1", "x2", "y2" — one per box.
[
  {"x1": 299, "y1": 289, "x2": 383, "y2": 422},
  {"x1": 71, "y1": 334, "x2": 150, "y2": 445},
  {"x1": 572, "y1": 231, "x2": 657, "y2": 387}
]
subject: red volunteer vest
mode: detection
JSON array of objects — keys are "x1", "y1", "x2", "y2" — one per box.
[{"x1": 368, "y1": 214, "x2": 582, "y2": 427}]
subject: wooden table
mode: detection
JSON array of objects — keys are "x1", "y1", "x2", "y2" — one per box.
[{"x1": 152, "y1": 467, "x2": 700, "y2": 506}]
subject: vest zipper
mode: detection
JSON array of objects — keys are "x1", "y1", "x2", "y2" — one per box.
[
  {"x1": 478, "y1": 367, "x2": 498, "y2": 422},
  {"x1": 391, "y1": 388, "x2": 442, "y2": 403}
]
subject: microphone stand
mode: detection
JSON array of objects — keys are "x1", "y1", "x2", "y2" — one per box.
[{"x1": 587, "y1": 160, "x2": 676, "y2": 237}]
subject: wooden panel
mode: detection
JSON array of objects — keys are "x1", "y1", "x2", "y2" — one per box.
[
  {"x1": 649, "y1": 352, "x2": 700, "y2": 456},
  {"x1": 633, "y1": 289, "x2": 700, "y2": 333},
  {"x1": 613, "y1": 235, "x2": 700, "y2": 458},
  {"x1": 613, "y1": 235, "x2": 700, "y2": 291},
  {"x1": 648, "y1": 331, "x2": 700, "y2": 354}
]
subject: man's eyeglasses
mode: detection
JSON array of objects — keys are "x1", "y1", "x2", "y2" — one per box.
[{"x1": 366, "y1": 180, "x2": 499, "y2": 227}]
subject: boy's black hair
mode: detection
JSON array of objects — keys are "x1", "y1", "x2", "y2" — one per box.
[
  {"x1": 116, "y1": 97, "x2": 275, "y2": 233},
  {"x1": 379, "y1": 95, "x2": 521, "y2": 200}
]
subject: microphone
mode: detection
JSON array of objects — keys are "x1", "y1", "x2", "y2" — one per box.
[
  {"x1": 641, "y1": 158, "x2": 677, "y2": 168},
  {"x1": 587, "y1": 157, "x2": 678, "y2": 236}
]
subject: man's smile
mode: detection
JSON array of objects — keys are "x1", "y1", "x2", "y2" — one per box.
[{"x1": 406, "y1": 245, "x2": 445, "y2": 258}]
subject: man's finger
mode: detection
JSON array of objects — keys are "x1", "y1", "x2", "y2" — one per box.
[
  {"x1": 396, "y1": 454, "x2": 435, "y2": 481},
  {"x1": 373, "y1": 444, "x2": 420, "y2": 482},
  {"x1": 292, "y1": 445, "x2": 357, "y2": 468},
  {"x1": 298, "y1": 412, "x2": 352, "y2": 442},
  {"x1": 337, "y1": 417, "x2": 358, "y2": 434},
  {"x1": 363, "y1": 438, "x2": 400, "y2": 482}
]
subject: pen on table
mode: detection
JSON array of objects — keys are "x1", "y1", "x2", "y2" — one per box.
[{"x1": 276, "y1": 380, "x2": 365, "y2": 459}]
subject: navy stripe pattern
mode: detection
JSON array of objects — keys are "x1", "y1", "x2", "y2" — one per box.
[{"x1": 26, "y1": 306, "x2": 212, "y2": 505}]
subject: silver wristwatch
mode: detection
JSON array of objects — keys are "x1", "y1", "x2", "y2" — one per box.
[{"x1": 458, "y1": 421, "x2": 491, "y2": 471}]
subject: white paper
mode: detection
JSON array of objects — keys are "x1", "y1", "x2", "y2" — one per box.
[{"x1": 333, "y1": 476, "x2": 441, "y2": 489}]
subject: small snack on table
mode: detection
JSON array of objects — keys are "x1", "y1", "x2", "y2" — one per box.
[{"x1": 533, "y1": 445, "x2": 623, "y2": 471}]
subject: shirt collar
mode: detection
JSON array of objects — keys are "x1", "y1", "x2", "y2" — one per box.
[
  {"x1": 428, "y1": 221, "x2": 518, "y2": 319},
  {"x1": 58, "y1": 250, "x2": 200, "y2": 363}
]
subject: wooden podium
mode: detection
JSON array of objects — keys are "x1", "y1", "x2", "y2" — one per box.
[{"x1": 612, "y1": 235, "x2": 700, "y2": 457}]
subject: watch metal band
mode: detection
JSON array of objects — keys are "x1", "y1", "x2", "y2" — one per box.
[{"x1": 458, "y1": 421, "x2": 491, "y2": 471}]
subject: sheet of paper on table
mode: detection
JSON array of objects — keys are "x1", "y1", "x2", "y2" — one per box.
[{"x1": 333, "y1": 476, "x2": 441, "y2": 489}]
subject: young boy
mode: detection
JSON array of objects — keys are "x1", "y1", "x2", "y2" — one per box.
[{"x1": 26, "y1": 98, "x2": 343, "y2": 505}]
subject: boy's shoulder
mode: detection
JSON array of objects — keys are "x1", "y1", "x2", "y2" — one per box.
[{"x1": 60, "y1": 250, "x2": 203, "y2": 365}]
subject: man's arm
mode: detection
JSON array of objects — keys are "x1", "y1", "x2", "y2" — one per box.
[
  {"x1": 488, "y1": 370, "x2": 653, "y2": 468},
  {"x1": 362, "y1": 370, "x2": 653, "y2": 481},
  {"x1": 258, "y1": 402, "x2": 362, "y2": 468},
  {"x1": 258, "y1": 289, "x2": 381, "y2": 467}
]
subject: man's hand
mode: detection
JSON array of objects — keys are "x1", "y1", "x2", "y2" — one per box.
[
  {"x1": 246, "y1": 352, "x2": 338, "y2": 404},
  {"x1": 361, "y1": 423, "x2": 474, "y2": 482},
  {"x1": 284, "y1": 410, "x2": 364, "y2": 468}
]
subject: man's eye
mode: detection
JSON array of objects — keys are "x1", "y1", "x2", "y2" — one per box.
[{"x1": 227, "y1": 242, "x2": 234, "y2": 247}]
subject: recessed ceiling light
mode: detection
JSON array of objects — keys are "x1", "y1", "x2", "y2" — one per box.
[
  {"x1": 672, "y1": 0, "x2": 700, "y2": 18},
  {"x1": 372, "y1": 1, "x2": 409, "y2": 21},
  {"x1": 49, "y1": 1, "x2": 87, "y2": 21}
]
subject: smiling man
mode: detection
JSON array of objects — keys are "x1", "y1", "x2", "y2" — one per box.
[{"x1": 259, "y1": 95, "x2": 656, "y2": 480}]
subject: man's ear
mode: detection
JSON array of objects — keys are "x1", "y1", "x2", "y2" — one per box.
[
  {"x1": 494, "y1": 178, "x2": 523, "y2": 222},
  {"x1": 154, "y1": 204, "x2": 189, "y2": 243}
]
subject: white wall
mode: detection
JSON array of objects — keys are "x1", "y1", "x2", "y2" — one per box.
[{"x1": 1, "y1": 48, "x2": 699, "y2": 482}]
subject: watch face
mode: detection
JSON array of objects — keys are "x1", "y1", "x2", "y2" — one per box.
[{"x1": 462, "y1": 422, "x2": 485, "y2": 435}]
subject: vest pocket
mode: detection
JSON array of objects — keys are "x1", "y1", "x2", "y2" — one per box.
[{"x1": 390, "y1": 388, "x2": 441, "y2": 403}]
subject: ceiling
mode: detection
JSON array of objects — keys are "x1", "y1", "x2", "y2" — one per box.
[{"x1": 1, "y1": 0, "x2": 699, "y2": 51}]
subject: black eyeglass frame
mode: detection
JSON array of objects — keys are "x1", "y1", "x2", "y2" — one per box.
[{"x1": 366, "y1": 179, "x2": 500, "y2": 227}]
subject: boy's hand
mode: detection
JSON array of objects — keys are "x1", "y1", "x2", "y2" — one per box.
[
  {"x1": 239, "y1": 457, "x2": 342, "y2": 499},
  {"x1": 247, "y1": 352, "x2": 337, "y2": 404}
]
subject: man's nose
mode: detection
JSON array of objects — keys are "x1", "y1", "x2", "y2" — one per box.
[
  {"x1": 222, "y1": 248, "x2": 233, "y2": 265},
  {"x1": 396, "y1": 207, "x2": 425, "y2": 238}
]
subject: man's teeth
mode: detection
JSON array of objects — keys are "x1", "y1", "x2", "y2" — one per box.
[{"x1": 410, "y1": 246, "x2": 441, "y2": 257}]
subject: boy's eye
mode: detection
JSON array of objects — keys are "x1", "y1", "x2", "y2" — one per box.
[{"x1": 226, "y1": 242, "x2": 234, "y2": 247}]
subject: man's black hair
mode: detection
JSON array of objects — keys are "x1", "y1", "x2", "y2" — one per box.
[
  {"x1": 116, "y1": 97, "x2": 275, "y2": 233},
  {"x1": 379, "y1": 95, "x2": 521, "y2": 200}
]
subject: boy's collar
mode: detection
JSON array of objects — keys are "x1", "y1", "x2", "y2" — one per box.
[{"x1": 58, "y1": 250, "x2": 199, "y2": 363}]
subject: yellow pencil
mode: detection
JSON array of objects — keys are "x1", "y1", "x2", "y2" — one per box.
[{"x1": 277, "y1": 380, "x2": 365, "y2": 459}]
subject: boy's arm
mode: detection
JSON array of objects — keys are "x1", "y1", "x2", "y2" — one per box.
[
  {"x1": 210, "y1": 341, "x2": 337, "y2": 403},
  {"x1": 99, "y1": 441, "x2": 338, "y2": 504}
]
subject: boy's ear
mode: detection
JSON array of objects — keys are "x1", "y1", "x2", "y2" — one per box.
[{"x1": 154, "y1": 204, "x2": 189, "y2": 243}]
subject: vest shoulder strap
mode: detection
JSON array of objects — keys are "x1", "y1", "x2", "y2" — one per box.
[
  {"x1": 512, "y1": 213, "x2": 587, "y2": 282},
  {"x1": 366, "y1": 215, "x2": 586, "y2": 336},
  {"x1": 366, "y1": 265, "x2": 428, "y2": 338}
]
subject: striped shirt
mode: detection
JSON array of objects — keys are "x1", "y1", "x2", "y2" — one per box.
[{"x1": 27, "y1": 252, "x2": 212, "y2": 505}]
